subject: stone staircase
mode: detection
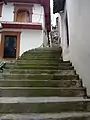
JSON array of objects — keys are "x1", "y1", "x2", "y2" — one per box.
[{"x1": 0, "y1": 48, "x2": 90, "y2": 119}]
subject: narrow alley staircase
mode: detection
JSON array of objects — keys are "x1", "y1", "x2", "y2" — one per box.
[{"x1": 0, "y1": 48, "x2": 90, "y2": 119}]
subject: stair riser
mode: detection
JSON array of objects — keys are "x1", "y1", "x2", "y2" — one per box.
[
  {"x1": 0, "y1": 116, "x2": 90, "y2": 120},
  {"x1": 4, "y1": 66, "x2": 74, "y2": 70},
  {"x1": 17, "y1": 60, "x2": 70, "y2": 64},
  {"x1": 5, "y1": 70, "x2": 75, "y2": 75},
  {"x1": 3, "y1": 74, "x2": 79, "y2": 80},
  {"x1": 20, "y1": 58, "x2": 61, "y2": 60},
  {"x1": 23, "y1": 50, "x2": 61, "y2": 53},
  {"x1": 22, "y1": 51, "x2": 62, "y2": 55},
  {"x1": 57, "y1": 117, "x2": 90, "y2": 120},
  {"x1": 0, "y1": 80, "x2": 82, "y2": 87},
  {"x1": 0, "y1": 101, "x2": 89, "y2": 113},
  {"x1": 6, "y1": 63, "x2": 72, "y2": 67},
  {"x1": 21, "y1": 55, "x2": 61, "y2": 58},
  {"x1": 22, "y1": 51, "x2": 61, "y2": 54},
  {"x1": 21, "y1": 57, "x2": 61, "y2": 60},
  {"x1": 0, "y1": 88, "x2": 86, "y2": 97}
]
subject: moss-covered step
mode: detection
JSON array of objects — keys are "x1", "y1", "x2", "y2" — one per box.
[
  {"x1": 22, "y1": 50, "x2": 61, "y2": 54},
  {"x1": 5, "y1": 63, "x2": 72, "y2": 69},
  {"x1": 22, "y1": 48, "x2": 62, "y2": 54},
  {"x1": 4, "y1": 65, "x2": 74, "y2": 70},
  {"x1": 17, "y1": 60, "x2": 70, "y2": 64},
  {"x1": 0, "y1": 80, "x2": 82, "y2": 87},
  {"x1": 0, "y1": 100, "x2": 89, "y2": 113},
  {"x1": 0, "y1": 87, "x2": 86, "y2": 97},
  {"x1": 3, "y1": 74, "x2": 79, "y2": 80},
  {"x1": 21, "y1": 55, "x2": 61, "y2": 59},
  {"x1": 21, "y1": 55, "x2": 60, "y2": 58},
  {"x1": 59, "y1": 117, "x2": 90, "y2": 120},
  {"x1": 19, "y1": 58, "x2": 61, "y2": 60},
  {"x1": 21, "y1": 53, "x2": 61, "y2": 57},
  {"x1": 6, "y1": 69, "x2": 75, "y2": 75},
  {"x1": 6, "y1": 62, "x2": 72, "y2": 66}
]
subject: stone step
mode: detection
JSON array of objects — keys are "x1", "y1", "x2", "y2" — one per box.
[
  {"x1": 0, "y1": 112, "x2": 90, "y2": 120},
  {"x1": 27, "y1": 50, "x2": 61, "y2": 53},
  {"x1": 21, "y1": 55, "x2": 61, "y2": 58},
  {"x1": 0, "y1": 97, "x2": 89, "y2": 113},
  {"x1": 0, "y1": 87, "x2": 86, "y2": 97},
  {"x1": 4, "y1": 69, "x2": 76, "y2": 75},
  {"x1": 4, "y1": 65, "x2": 74, "y2": 70},
  {"x1": 6, "y1": 62, "x2": 72, "y2": 67},
  {"x1": 0, "y1": 80, "x2": 82, "y2": 87},
  {"x1": 17, "y1": 60, "x2": 70, "y2": 64},
  {"x1": 21, "y1": 56, "x2": 60, "y2": 58},
  {"x1": 3, "y1": 74, "x2": 79, "y2": 80},
  {"x1": 21, "y1": 53, "x2": 61, "y2": 56},
  {"x1": 22, "y1": 48, "x2": 61, "y2": 53},
  {"x1": 19, "y1": 58, "x2": 62, "y2": 60}
]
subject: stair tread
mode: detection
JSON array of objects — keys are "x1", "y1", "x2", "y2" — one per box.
[
  {"x1": 3, "y1": 74, "x2": 77, "y2": 76},
  {"x1": 0, "y1": 79, "x2": 81, "y2": 81},
  {"x1": 0, "y1": 48, "x2": 87, "y2": 116},
  {"x1": 0, "y1": 80, "x2": 80, "y2": 81},
  {"x1": 0, "y1": 97, "x2": 88, "y2": 103},
  {"x1": 0, "y1": 112, "x2": 90, "y2": 119},
  {"x1": 0, "y1": 87, "x2": 85, "y2": 89}
]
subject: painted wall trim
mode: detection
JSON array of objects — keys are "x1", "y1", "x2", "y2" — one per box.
[{"x1": 1, "y1": 23, "x2": 42, "y2": 30}]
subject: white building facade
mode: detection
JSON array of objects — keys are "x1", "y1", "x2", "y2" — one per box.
[
  {"x1": 0, "y1": 0, "x2": 51, "y2": 59},
  {"x1": 54, "y1": 0, "x2": 90, "y2": 95}
]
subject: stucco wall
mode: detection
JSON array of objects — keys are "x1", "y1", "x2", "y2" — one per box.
[
  {"x1": 0, "y1": 3, "x2": 14, "y2": 21},
  {"x1": 20, "y1": 29, "x2": 43, "y2": 55},
  {"x1": 66, "y1": 0, "x2": 90, "y2": 95}
]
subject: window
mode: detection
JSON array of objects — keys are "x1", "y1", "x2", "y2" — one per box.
[
  {"x1": 14, "y1": 4, "x2": 33, "y2": 23},
  {"x1": 16, "y1": 10, "x2": 30, "y2": 23}
]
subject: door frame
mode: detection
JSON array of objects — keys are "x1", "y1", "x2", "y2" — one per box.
[{"x1": 0, "y1": 31, "x2": 21, "y2": 60}]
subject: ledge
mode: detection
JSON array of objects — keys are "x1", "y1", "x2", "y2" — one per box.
[{"x1": 1, "y1": 22, "x2": 42, "y2": 30}]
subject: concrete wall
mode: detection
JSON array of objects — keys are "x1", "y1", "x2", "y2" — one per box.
[{"x1": 65, "y1": 0, "x2": 90, "y2": 95}]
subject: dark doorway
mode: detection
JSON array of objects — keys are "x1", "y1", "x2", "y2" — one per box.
[{"x1": 3, "y1": 36, "x2": 17, "y2": 58}]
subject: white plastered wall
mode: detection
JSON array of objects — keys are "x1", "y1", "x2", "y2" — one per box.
[
  {"x1": 20, "y1": 29, "x2": 43, "y2": 55},
  {"x1": 32, "y1": 4, "x2": 48, "y2": 47},
  {"x1": 0, "y1": 3, "x2": 14, "y2": 21},
  {"x1": 0, "y1": 3, "x2": 45, "y2": 26},
  {"x1": 59, "y1": 9, "x2": 70, "y2": 61},
  {"x1": 66, "y1": 0, "x2": 90, "y2": 95}
]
